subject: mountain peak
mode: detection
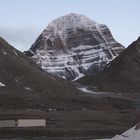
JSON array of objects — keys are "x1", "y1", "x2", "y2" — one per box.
[
  {"x1": 46, "y1": 13, "x2": 97, "y2": 31},
  {"x1": 58, "y1": 13, "x2": 95, "y2": 21},
  {"x1": 65, "y1": 12, "x2": 84, "y2": 16},
  {"x1": 25, "y1": 14, "x2": 124, "y2": 81},
  {"x1": 61, "y1": 13, "x2": 87, "y2": 17}
]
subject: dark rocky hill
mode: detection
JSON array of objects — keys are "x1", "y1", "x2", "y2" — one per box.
[
  {"x1": 81, "y1": 37, "x2": 140, "y2": 97},
  {"x1": 0, "y1": 37, "x2": 105, "y2": 110}
]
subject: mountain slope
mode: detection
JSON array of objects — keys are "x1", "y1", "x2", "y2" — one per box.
[
  {"x1": 24, "y1": 13, "x2": 124, "y2": 81},
  {"x1": 83, "y1": 37, "x2": 140, "y2": 96},
  {"x1": 0, "y1": 36, "x2": 106, "y2": 110}
]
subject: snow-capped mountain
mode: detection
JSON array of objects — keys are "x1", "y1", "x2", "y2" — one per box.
[{"x1": 25, "y1": 13, "x2": 124, "y2": 80}]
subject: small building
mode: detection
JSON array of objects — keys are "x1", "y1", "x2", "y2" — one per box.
[
  {"x1": 17, "y1": 119, "x2": 46, "y2": 127},
  {"x1": 0, "y1": 119, "x2": 46, "y2": 128}
]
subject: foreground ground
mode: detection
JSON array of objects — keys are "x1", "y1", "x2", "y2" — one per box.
[{"x1": 0, "y1": 106, "x2": 139, "y2": 139}]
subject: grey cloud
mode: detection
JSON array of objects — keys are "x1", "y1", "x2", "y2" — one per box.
[{"x1": 0, "y1": 27, "x2": 41, "y2": 52}]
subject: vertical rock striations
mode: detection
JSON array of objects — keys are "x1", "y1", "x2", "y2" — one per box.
[{"x1": 25, "y1": 13, "x2": 124, "y2": 80}]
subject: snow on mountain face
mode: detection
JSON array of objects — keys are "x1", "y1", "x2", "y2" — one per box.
[
  {"x1": 25, "y1": 13, "x2": 124, "y2": 80},
  {"x1": 110, "y1": 122, "x2": 140, "y2": 140}
]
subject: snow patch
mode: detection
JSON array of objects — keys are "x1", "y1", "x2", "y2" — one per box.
[
  {"x1": 3, "y1": 51, "x2": 7, "y2": 55},
  {"x1": 111, "y1": 123, "x2": 140, "y2": 140},
  {"x1": 78, "y1": 87, "x2": 93, "y2": 93},
  {"x1": 0, "y1": 82, "x2": 6, "y2": 87},
  {"x1": 78, "y1": 87, "x2": 95, "y2": 94},
  {"x1": 24, "y1": 87, "x2": 32, "y2": 91},
  {"x1": 13, "y1": 50, "x2": 18, "y2": 56},
  {"x1": 32, "y1": 43, "x2": 118, "y2": 80}
]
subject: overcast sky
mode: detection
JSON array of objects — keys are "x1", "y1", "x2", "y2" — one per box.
[{"x1": 0, "y1": 0, "x2": 140, "y2": 51}]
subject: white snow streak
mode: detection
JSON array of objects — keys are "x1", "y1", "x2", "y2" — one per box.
[
  {"x1": 111, "y1": 124, "x2": 140, "y2": 140},
  {"x1": 0, "y1": 82, "x2": 6, "y2": 87}
]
